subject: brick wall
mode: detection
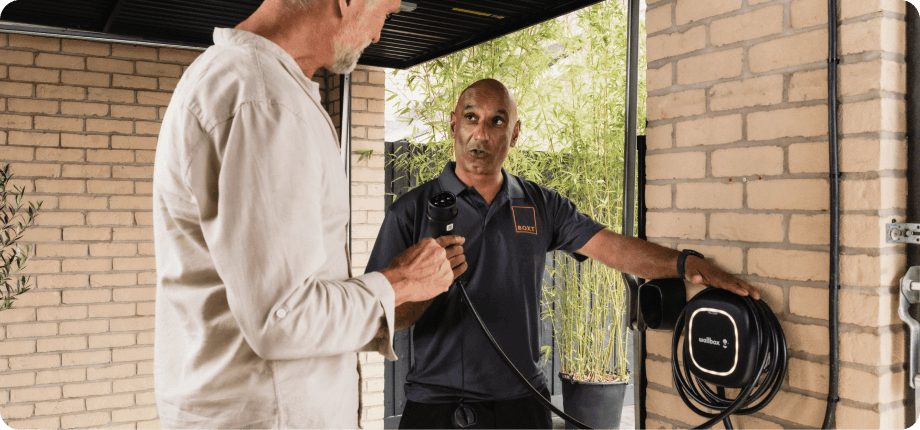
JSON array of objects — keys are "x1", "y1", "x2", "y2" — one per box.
[
  {"x1": 645, "y1": 0, "x2": 910, "y2": 428},
  {"x1": 0, "y1": 33, "x2": 390, "y2": 429},
  {"x1": 324, "y1": 65, "x2": 390, "y2": 429}
]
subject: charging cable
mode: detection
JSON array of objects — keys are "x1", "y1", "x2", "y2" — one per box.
[{"x1": 670, "y1": 291, "x2": 787, "y2": 429}]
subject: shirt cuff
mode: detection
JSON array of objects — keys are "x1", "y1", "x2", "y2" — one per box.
[{"x1": 353, "y1": 271, "x2": 397, "y2": 361}]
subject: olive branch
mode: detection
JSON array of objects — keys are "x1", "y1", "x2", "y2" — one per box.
[{"x1": 0, "y1": 163, "x2": 43, "y2": 311}]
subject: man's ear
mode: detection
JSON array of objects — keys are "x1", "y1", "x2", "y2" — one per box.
[
  {"x1": 449, "y1": 109, "x2": 457, "y2": 137},
  {"x1": 510, "y1": 120, "x2": 521, "y2": 148}
]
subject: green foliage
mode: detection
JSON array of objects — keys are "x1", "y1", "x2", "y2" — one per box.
[
  {"x1": 392, "y1": 0, "x2": 646, "y2": 383},
  {"x1": 353, "y1": 149, "x2": 375, "y2": 163},
  {"x1": 0, "y1": 164, "x2": 42, "y2": 312}
]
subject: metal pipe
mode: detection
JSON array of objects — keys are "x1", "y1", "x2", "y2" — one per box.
[
  {"x1": 340, "y1": 74, "x2": 353, "y2": 259},
  {"x1": 621, "y1": 0, "x2": 643, "y2": 427},
  {"x1": 621, "y1": 0, "x2": 639, "y2": 239},
  {"x1": 906, "y1": 0, "x2": 920, "y2": 270},
  {"x1": 0, "y1": 21, "x2": 208, "y2": 51},
  {"x1": 822, "y1": 0, "x2": 840, "y2": 427},
  {"x1": 906, "y1": 3, "x2": 919, "y2": 424}
]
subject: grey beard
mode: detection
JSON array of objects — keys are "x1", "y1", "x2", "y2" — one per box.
[{"x1": 329, "y1": 41, "x2": 369, "y2": 74}]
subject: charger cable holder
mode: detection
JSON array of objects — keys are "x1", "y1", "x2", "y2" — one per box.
[
  {"x1": 637, "y1": 278, "x2": 686, "y2": 331},
  {"x1": 671, "y1": 288, "x2": 787, "y2": 429}
]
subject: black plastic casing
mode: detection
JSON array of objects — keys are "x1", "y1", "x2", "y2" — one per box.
[
  {"x1": 638, "y1": 278, "x2": 686, "y2": 331},
  {"x1": 427, "y1": 191, "x2": 458, "y2": 238},
  {"x1": 682, "y1": 289, "x2": 759, "y2": 388}
]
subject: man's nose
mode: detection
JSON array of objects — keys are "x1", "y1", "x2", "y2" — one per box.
[{"x1": 471, "y1": 122, "x2": 488, "y2": 142}]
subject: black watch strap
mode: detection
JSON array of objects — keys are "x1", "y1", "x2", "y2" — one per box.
[{"x1": 677, "y1": 249, "x2": 704, "y2": 278}]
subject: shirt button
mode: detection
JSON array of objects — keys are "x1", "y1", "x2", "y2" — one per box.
[{"x1": 275, "y1": 308, "x2": 288, "y2": 319}]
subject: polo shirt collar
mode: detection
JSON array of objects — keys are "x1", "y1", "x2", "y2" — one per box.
[{"x1": 437, "y1": 162, "x2": 525, "y2": 200}]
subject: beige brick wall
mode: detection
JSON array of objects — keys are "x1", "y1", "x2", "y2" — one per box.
[
  {"x1": 645, "y1": 0, "x2": 910, "y2": 428},
  {"x1": 0, "y1": 33, "x2": 389, "y2": 429},
  {"x1": 349, "y1": 66, "x2": 389, "y2": 429}
]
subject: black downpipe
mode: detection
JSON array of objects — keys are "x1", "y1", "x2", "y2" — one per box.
[
  {"x1": 636, "y1": 135, "x2": 647, "y2": 429},
  {"x1": 822, "y1": 0, "x2": 841, "y2": 427},
  {"x1": 907, "y1": 3, "x2": 919, "y2": 424},
  {"x1": 906, "y1": 0, "x2": 920, "y2": 275}
]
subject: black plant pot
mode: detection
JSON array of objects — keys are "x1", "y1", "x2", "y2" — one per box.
[{"x1": 559, "y1": 372, "x2": 628, "y2": 430}]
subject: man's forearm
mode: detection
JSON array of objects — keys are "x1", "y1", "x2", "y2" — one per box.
[
  {"x1": 577, "y1": 228, "x2": 760, "y2": 299},
  {"x1": 395, "y1": 299, "x2": 435, "y2": 331},
  {"x1": 577, "y1": 228, "x2": 681, "y2": 279}
]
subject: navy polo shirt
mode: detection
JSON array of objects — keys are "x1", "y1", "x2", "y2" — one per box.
[{"x1": 365, "y1": 162, "x2": 605, "y2": 403}]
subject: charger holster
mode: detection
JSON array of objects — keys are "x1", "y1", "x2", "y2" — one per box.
[{"x1": 637, "y1": 278, "x2": 686, "y2": 331}]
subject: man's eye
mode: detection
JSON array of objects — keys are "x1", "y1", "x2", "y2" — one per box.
[
  {"x1": 492, "y1": 117, "x2": 505, "y2": 125},
  {"x1": 466, "y1": 114, "x2": 476, "y2": 121}
]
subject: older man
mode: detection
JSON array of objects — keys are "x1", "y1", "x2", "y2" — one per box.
[
  {"x1": 152, "y1": 0, "x2": 466, "y2": 428},
  {"x1": 366, "y1": 79, "x2": 759, "y2": 429}
]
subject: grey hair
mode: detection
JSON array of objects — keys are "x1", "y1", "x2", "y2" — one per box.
[{"x1": 287, "y1": 0, "x2": 378, "y2": 7}]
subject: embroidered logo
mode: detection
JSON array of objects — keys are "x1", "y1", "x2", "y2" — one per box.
[{"x1": 511, "y1": 206, "x2": 537, "y2": 235}]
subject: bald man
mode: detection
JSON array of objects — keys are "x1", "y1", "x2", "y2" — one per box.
[{"x1": 366, "y1": 79, "x2": 758, "y2": 429}]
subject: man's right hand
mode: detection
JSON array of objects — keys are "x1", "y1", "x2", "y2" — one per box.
[{"x1": 382, "y1": 235, "x2": 467, "y2": 306}]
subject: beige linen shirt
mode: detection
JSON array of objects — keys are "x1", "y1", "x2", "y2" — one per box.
[{"x1": 153, "y1": 28, "x2": 396, "y2": 429}]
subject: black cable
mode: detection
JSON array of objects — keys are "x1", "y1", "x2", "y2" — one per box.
[
  {"x1": 823, "y1": 0, "x2": 841, "y2": 427},
  {"x1": 460, "y1": 295, "x2": 465, "y2": 402},
  {"x1": 455, "y1": 280, "x2": 593, "y2": 429},
  {"x1": 671, "y1": 294, "x2": 787, "y2": 429}
]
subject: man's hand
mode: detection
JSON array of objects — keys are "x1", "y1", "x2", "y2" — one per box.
[
  {"x1": 382, "y1": 235, "x2": 467, "y2": 306},
  {"x1": 683, "y1": 256, "x2": 760, "y2": 300},
  {"x1": 437, "y1": 235, "x2": 468, "y2": 280}
]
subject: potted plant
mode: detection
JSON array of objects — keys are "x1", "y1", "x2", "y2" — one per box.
[
  {"x1": 389, "y1": 1, "x2": 644, "y2": 427},
  {"x1": 0, "y1": 163, "x2": 42, "y2": 311}
]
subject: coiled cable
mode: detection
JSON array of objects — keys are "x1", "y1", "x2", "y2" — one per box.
[{"x1": 671, "y1": 293, "x2": 788, "y2": 429}]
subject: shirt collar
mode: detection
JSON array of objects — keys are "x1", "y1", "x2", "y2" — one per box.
[
  {"x1": 437, "y1": 162, "x2": 525, "y2": 200},
  {"x1": 212, "y1": 28, "x2": 320, "y2": 96}
]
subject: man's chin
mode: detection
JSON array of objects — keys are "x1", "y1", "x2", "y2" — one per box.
[
  {"x1": 458, "y1": 161, "x2": 498, "y2": 176},
  {"x1": 328, "y1": 59, "x2": 359, "y2": 75},
  {"x1": 330, "y1": 41, "x2": 370, "y2": 75}
]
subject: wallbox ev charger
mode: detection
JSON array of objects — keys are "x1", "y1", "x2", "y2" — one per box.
[{"x1": 672, "y1": 288, "x2": 788, "y2": 429}]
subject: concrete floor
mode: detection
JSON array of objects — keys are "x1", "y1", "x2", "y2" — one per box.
[{"x1": 551, "y1": 404, "x2": 635, "y2": 429}]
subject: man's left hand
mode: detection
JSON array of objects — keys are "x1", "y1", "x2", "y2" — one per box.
[{"x1": 683, "y1": 256, "x2": 760, "y2": 300}]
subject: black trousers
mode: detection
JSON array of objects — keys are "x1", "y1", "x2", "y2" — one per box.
[{"x1": 398, "y1": 388, "x2": 553, "y2": 429}]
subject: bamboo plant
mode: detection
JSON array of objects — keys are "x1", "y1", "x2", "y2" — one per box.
[
  {"x1": 390, "y1": 0, "x2": 646, "y2": 383},
  {"x1": 0, "y1": 164, "x2": 42, "y2": 311}
]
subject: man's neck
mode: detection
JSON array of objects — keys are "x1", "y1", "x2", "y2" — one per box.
[
  {"x1": 234, "y1": 2, "x2": 337, "y2": 79},
  {"x1": 456, "y1": 168, "x2": 504, "y2": 206}
]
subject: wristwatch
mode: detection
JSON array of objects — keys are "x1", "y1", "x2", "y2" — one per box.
[{"x1": 677, "y1": 249, "x2": 704, "y2": 278}]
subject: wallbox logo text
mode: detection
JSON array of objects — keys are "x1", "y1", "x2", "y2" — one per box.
[
  {"x1": 699, "y1": 337, "x2": 729, "y2": 349},
  {"x1": 699, "y1": 337, "x2": 720, "y2": 346}
]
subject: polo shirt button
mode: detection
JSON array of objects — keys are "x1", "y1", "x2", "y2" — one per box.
[{"x1": 275, "y1": 308, "x2": 288, "y2": 319}]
